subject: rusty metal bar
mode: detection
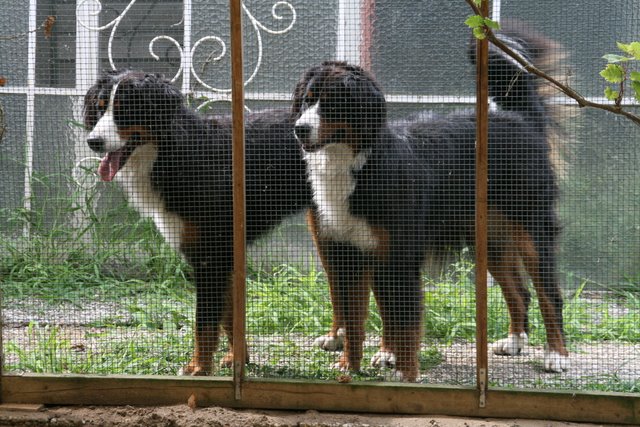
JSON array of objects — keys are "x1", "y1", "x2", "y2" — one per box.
[
  {"x1": 474, "y1": 0, "x2": 490, "y2": 409},
  {"x1": 229, "y1": 0, "x2": 246, "y2": 401}
]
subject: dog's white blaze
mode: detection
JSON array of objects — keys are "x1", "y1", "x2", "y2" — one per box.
[
  {"x1": 87, "y1": 81, "x2": 127, "y2": 152},
  {"x1": 304, "y1": 144, "x2": 378, "y2": 251},
  {"x1": 295, "y1": 103, "x2": 320, "y2": 144},
  {"x1": 115, "y1": 144, "x2": 185, "y2": 252}
]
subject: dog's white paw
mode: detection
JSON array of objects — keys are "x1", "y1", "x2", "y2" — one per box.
[
  {"x1": 330, "y1": 352, "x2": 350, "y2": 372},
  {"x1": 491, "y1": 332, "x2": 528, "y2": 356},
  {"x1": 370, "y1": 349, "x2": 396, "y2": 368},
  {"x1": 544, "y1": 348, "x2": 570, "y2": 372},
  {"x1": 313, "y1": 328, "x2": 344, "y2": 351},
  {"x1": 330, "y1": 362, "x2": 349, "y2": 372}
]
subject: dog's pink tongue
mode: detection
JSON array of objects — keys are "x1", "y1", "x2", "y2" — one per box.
[{"x1": 98, "y1": 151, "x2": 122, "y2": 182}]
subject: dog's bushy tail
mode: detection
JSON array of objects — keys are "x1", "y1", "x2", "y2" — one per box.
[{"x1": 470, "y1": 19, "x2": 573, "y2": 174}]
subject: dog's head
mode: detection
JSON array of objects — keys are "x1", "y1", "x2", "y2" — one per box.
[
  {"x1": 83, "y1": 70, "x2": 183, "y2": 181},
  {"x1": 292, "y1": 61, "x2": 386, "y2": 153}
]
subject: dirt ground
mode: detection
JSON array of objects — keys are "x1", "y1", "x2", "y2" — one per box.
[{"x1": 0, "y1": 404, "x2": 620, "y2": 427}]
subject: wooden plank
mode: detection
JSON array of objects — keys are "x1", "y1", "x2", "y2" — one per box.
[
  {"x1": 228, "y1": 0, "x2": 247, "y2": 401},
  {"x1": 1, "y1": 375, "x2": 638, "y2": 424},
  {"x1": 473, "y1": 0, "x2": 490, "y2": 409},
  {"x1": 0, "y1": 403, "x2": 44, "y2": 412}
]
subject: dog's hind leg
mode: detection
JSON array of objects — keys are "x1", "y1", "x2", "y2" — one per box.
[
  {"x1": 488, "y1": 237, "x2": 531, "y2": 357},
  {"x1": 517, "y1": 231, "x2": 569, "y2": 372},
  {"x1": 488, "y1": 216, "x2": 568, "y2": 372}
]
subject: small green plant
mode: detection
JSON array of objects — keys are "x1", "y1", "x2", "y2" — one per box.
[
  {"x1": 600, "y1": 42, "x2": 640, "y2": 104},
  {"x1": 464, "y1": 14, "x2": 500, "y2": 40}
]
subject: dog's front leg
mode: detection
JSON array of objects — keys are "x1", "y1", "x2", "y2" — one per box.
[
  {"x1": 180, "y1": 260, "x2": 230, "y2": 376},
  {"x1": 319, "y1": 239, "x2": 371, "y2": 373}
]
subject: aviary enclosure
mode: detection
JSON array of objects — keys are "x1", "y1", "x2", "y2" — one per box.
[{"x1": 0, "y1": 0, "x2": 638, "y2": 423}]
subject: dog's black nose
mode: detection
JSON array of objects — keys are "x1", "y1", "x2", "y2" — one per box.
[
  {"x1": 87, "y1": 136, "x2": 105, "y2": 152},
  {"x1": 294, "y1": 124, "x2": 311, "y2": 142}
]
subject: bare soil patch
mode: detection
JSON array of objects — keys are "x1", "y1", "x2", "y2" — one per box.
[{"x1": 0, "y1": 404, "x2": 617, "y2": 427}]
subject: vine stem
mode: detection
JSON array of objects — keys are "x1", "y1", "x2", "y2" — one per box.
[
  {"x1": 0, "y1": 16, "x2": 55, "y2": 41},
  {"x1": 464, "y1": 0, "x2": 640, "y2": 126}
]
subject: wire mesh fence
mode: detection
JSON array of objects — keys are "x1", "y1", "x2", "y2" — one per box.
[{"x1": 1, "y1": 0, "x2": 638, "y2": 397}]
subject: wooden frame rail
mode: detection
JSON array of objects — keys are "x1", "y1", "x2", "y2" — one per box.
[{"x1": 1, "y1": 375, "x2": 638, "y2": 424}]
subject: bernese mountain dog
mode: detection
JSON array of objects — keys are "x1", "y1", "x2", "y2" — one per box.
[
  {"x1": 293, "y1": 23, "x2": 569, "y2": 381},
  {"x1": 83, "y1": 70, "x2": 312, "y2": 375}
]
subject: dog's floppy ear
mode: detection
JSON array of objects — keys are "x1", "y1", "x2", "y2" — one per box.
[
  {"x1": 136, "y1": 73, "x2": 184, "y2": 115},
  {"x1": 340, "y1": 66, "x2": 387, "y2": 128},
  {"x1": 291, "y1": 65, "x2": 324, "y2": 118},
  {"x1": 83, "y1": 83, "x2": 101, "y2": 129},
  {"x1": 83, "y1": 70, "x2": 124, "y2": 129}
]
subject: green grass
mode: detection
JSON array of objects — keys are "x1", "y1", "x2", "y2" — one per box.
[{"x1": 1, "y1": 175, "x2": 639, "y2": 390}]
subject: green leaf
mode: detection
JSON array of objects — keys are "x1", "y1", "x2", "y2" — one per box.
[
  {"x1": 602, "y1": 54, "x2": 630, "y2": 63},
  {"x1": 483, "y1": 18, "x2": 501, "y2": 30},
  {"x1": 629, "y1": 71, "x2": 640, "y2": 82},
  {"x1": 600, "y1": 64, "x2": 625, "y2": 83},
  {"x1": 465, "y1": 15, "x2": 485, "y2": 28},
  {"x1": 472, "y1": 27, "x2": 486, "y2": 40},
  {"x1": 617, "y1": 41, "x2": 640, "y2": 59},
  {"x1": 604, "y1": 86, "x2": 619, "y2": 101},
  {"x1": 473, "y1": 0, "x2": 483, "y2": 5},
  {"x1": 631, "y1": 80, "x2": 640, "y2": 102}
]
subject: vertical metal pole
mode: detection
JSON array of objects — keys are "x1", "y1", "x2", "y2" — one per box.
[
  {"x1": 229, "y1": 0, "x2": 246, "y2": 401},
  {"x1": 23, "y1": 0, "x2": 39, "y2": 237},
  {"x1": 181, "y1": 0, "x2": 192, "y2": 94},
  {"x1": 475, "y1": 0, "x2": 490, "y2": 409}
]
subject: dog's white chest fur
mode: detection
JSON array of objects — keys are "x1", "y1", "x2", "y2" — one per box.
[
  {"x1": 115, "y1": 145, "x2": 185, "y2": 252},
  {"x1": 305, "y1": 145, "x2": 378, "y2": 251}
]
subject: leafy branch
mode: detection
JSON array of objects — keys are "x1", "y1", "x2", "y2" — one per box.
[
  {"x1": 0, "y1": 15, "x2": 56, "y2": 41},
  {"x1": 464, "y1": 0, "x2": 640, "y2": 126},
  {"x1": 600, "y1": 42, "x2": 640, "y2": 106}
]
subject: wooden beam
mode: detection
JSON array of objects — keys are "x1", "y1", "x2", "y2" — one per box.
[
  {"x1": 474, "y1": 0, "x2": 490, "y2": 410},
  {"x1": 229, "y1": 0, "x2": 247, "y2": 401},
  {"x1": 2, "y1": 375, "x2": 638, "y2": 425}
]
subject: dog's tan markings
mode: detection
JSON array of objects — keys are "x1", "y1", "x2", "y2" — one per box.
[
  {"x1": 370, "y1": 226, "x2": 390, "y2": 261},
  {"x1": 116, "y1": 126, "x2": 155, "y2": 145},
  {"x1": 180, "y1": 221, "x2": 200, "y2": 247}
]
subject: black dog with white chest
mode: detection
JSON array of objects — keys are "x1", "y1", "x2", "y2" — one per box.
[
  {"x1": 84, "y1": 70, "x2": 312, "y2": 375},
  {"x1": 293, "y1": 22, "x2": 569, "y2": 381}
]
